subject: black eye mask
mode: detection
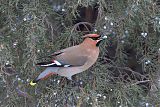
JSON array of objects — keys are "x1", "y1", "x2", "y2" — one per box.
[{"x1": 89, "y1": 36, "x2": 100, "y2": 40}]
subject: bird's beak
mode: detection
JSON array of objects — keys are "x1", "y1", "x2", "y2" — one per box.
[
  {"x1": 100, "y1": 35, "x2": 108, "y2": 40},
  {"x1": 96, "y1": 35, "x2": 107, "y2": 42}
]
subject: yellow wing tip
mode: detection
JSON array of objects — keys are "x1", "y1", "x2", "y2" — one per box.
[{"x1": 29, "y1": 80, "x2": 37, "y2": 86}]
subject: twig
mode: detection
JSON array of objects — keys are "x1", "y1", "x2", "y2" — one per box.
[
  {"x1": 131, "y1": 80, "x2": 150, "y2": 86},
  {"x1": 71, "y1": 22, "x2": 92, "y2": 33}
]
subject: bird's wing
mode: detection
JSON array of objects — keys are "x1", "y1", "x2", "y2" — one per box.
[{"x1": 36, "y1": 45, "x2": 88, "y2": 67}]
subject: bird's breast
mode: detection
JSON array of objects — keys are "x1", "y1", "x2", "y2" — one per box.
[
  {"x1": 87, "y1": 48, "x2": 99, "y2": 58},
  {"x1": 82, "y1": 47, "x2": 99, "y2": 70}
]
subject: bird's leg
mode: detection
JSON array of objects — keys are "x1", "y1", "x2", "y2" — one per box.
[
  {"x1": 65, "y1": 76, "x2": 84, "y2": 88},
  {"x1": 67, "y1": 76, "x2": 73, "y2": 81},
  {"x1": 67, "y1": 76, "x2": 79, "y2": 86}
]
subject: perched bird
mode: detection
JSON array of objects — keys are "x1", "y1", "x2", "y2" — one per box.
[{"x1": 30, "y1": 34, "x2": 107, "y2": 86}]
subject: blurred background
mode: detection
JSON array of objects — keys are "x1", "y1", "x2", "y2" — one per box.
[{"x1": 0, "y1": 0, "x2": 160, "y2": 107}]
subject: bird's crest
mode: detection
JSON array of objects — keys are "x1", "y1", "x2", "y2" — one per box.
[{"x1": 82, "y1": 34, "x2": 100, "y2": 38}]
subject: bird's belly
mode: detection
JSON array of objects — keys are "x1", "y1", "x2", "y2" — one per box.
[{"x1": 57, "y1": 67, "x2": 82, "y2": 78}]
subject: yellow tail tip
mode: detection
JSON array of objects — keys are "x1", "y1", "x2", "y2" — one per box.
[{"x1": 29, "y1": 80, "x2": 37, "y2": 86}]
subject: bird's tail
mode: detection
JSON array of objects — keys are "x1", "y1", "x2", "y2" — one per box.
[{"x1": 29, "y1": 67, "x2": 59, "y2": 86}]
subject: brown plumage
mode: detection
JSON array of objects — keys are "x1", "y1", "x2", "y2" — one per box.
[{"x1": 30, "y1": 34, "x2": 107, "y2": 86}]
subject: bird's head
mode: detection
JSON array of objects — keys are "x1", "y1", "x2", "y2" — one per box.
[{"x1": 82, "y1": 34, "x2": 107, "y2": 47}]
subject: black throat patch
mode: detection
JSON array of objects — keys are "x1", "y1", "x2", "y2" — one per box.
[{"x1": 96, "y1": 40, "x2": 102, "y2": 47}]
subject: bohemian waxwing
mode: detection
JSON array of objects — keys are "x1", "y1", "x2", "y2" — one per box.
[{"x1": 30, "y1": 34, "x2": 107, "y2": 86}]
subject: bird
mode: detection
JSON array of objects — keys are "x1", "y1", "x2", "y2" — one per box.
[{"x1": 30, "y1": 34, "x2": 107, "y2": 86}]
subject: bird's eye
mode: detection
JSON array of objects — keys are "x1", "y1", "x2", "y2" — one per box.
[{"x1": 89, "y1": 37, "x2": 100, "y2": 40}]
